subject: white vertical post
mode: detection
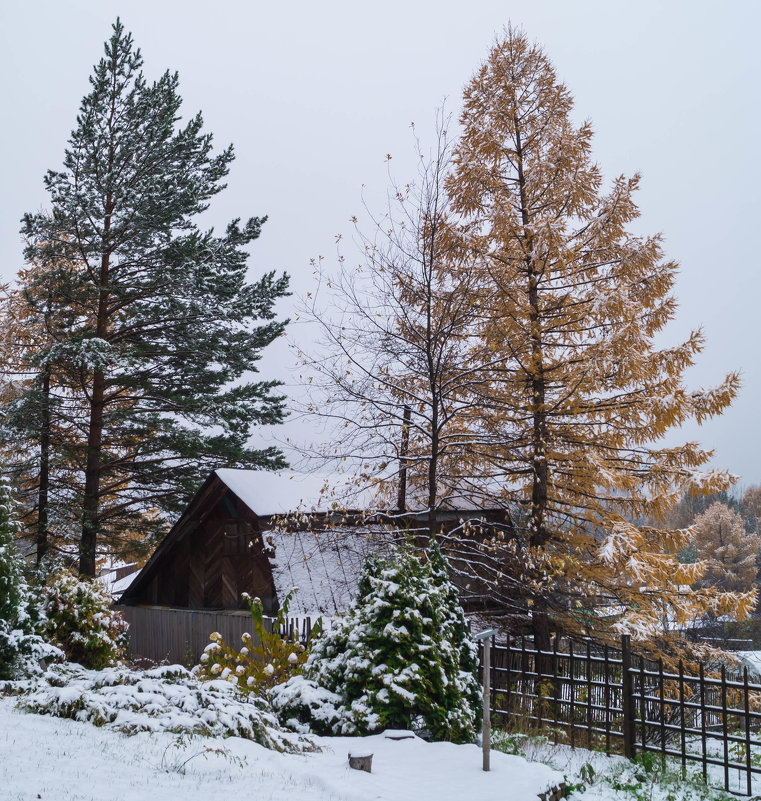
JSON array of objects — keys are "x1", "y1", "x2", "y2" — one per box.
[
  {"x1": 483, "y1": 636, "x2": 491, "y2": 771},
  {"x1": 474, "y1": 628, "x2": 497, "y2": 772}
]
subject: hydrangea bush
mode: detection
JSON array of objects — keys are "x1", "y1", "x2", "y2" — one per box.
[
  {"x1": 0, "y1": 478, "x2": 61, "y2": 679},
  {"x1": 196, "y1": 589, "x2": 309, "y2": 694},
  {"x1": 43, "y1": 570, "x2": 129, "y2": 669},
  {"x1": 271, "y1": 541, "x2": 481, "y2": 743}
]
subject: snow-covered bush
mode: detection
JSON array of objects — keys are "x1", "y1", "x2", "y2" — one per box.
[
  {"x1": 196, "y1": 588, "x2": 309, "y2": 694},
  {"x1": 43, "y1": 569, "x2": 128, "y2": 669},
  {"x1": 271, "y1": 542, "x2": 480, "y2": 742},
  {"x1": 0, "y1": 478, "x2": 61, "y2": 679},
  {"x1": 270, "y1": 673, "x2": 344, "y2": 736},
  {"x1": 2, "y1": 662, "x2": 314, "y2": 753}
]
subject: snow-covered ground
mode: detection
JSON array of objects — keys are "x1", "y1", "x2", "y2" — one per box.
[{"x1": 0, "y1": 696, "x2": 561, "y2": 801}]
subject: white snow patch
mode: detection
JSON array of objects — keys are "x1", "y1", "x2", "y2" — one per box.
[{"x1": 0, "y1": 695, "x2": 561, "y2": 801}]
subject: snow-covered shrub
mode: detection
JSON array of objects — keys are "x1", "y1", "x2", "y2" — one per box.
[
  {"x1": 43, "y1": 569, "x2": 128, "y2": 669},
  {"x1": 269, "y1": 674, "x2": 343, "y2": 736},
  {"x1": 0, "y1": 478, "x2": 61, "y2": 679},
  {"x1": 427, "y1": 538, "x2": 482, "y2": 736},
  {"x1": 196, "y1": 588, "x2": 309, "y2": 694},
  {"x1": 274, "y1": 542, "x2": 480, "y2": 742},
  {"x1": 2, "y1": 662, "x2": 314, "y2": 753}
]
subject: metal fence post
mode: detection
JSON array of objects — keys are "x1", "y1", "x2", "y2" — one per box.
[{"x1": 621, "y1": 634, "x2": 636, "y2": 759}]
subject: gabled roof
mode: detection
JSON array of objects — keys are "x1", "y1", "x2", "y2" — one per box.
[
  {"x1": 214, "y1": 469, "x2": 379, "y2": 515},
  {"x1": 120, "y1": 468, "x2": 513, "y2": 611}
]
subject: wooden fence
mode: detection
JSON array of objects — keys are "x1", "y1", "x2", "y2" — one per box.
[
  {"x1": 115, "y1": 605, "x2": 316, "y2": 666},
  {"x1": 480, "y1": 634, "x2": 761, "y2": 797}
]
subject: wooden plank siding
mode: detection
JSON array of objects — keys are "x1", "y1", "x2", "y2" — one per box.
[
  {"x1": 116, "y1": 604, "x2": 316, "y2": 666},
  {"x1": 116, "y1": 605, "x2": 261, "y2": 666},
  {"x1": 121, "y1": 476, "x2": 278, "y2": 613}
]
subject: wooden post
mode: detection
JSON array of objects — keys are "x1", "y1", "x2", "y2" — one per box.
[
  {"x1": 603, "y1": 644, "x2": 611, "y2": 755},
  {"x1": 483, "y1": 636, "x2": 491, "y2": 771},
  {"x1": 744, "y1": 667, "x2": 752, "y2": 796},
  {"x1": 621, "y1": 635, "x2": 636, "y2": 759},
  {"x1": 474, "y1": 628, "x2": 497, "y2": 772},
  {"x1": 721, "y1": 665, "x2": 729, "y2": 792},
  {"x1": 678, "y1": 660, "x2": 686, "y2": 779},
  {"x1": 699, "y1": 663, "x2": 708, "y2": 783},
  {"x1": 658, "y1": 658, "x2": 666, "y2": 766},
  {"x1": 569, "y1": 640, "x2": 575, "y2": 749}
]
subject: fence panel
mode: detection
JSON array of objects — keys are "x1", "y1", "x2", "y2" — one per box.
[
  {"x1": 115, "y1": 604, "x2": 315, "y2": 666},
  {"x1": 483, "y1": 634, "x2": 761, "y2": 797}
]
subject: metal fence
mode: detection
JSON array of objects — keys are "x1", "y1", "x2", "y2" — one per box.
[{"x1": 480, "y1": 634, "x2": 761, "y2": 797}]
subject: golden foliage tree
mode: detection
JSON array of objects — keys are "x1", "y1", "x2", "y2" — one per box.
[
  {"x1": 444, "y1": 27, "x2": 751, "y2": 648},
  {"x1": 741, "y1": 486, "x2": 761, "y2": 534},
  {"x1": 691, "y1": 502, "x2": 759, "y2": 593}
]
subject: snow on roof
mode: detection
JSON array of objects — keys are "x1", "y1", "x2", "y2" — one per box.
[
  {"x1": 215, "y1": 469, "x2": 379, "y2": 516},
  {"x1": 734, "y1": 651, "x2": 761, "y2": 679},
  {"x1": 263, "y1": 526, "x2": 395, "y2": 618},
  {"x1": 215, "y1": 468, "x2": 511, "y2": 517},
  {"x1": 109, "y1": 571, "x2": 140, "y2": 600}
]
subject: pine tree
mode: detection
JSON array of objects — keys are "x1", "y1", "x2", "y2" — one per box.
[
  {"x1": 0, "y1": 477, "x2": 54, "y2": 679},
  {"x1": 445, "y1": 27, "x2": 749, "y2": 648},
  {"x1": 692, "y1": 502, "x2": 759, "y2": 593},
  {"x1": 303, "y1": 544, "x2": 480, "y2": 741},
  {"x1": 0, "y1": 264, "x2": 84, "y2": 563},
  {"x1": 20, "y1": 20, "x2": 289, "y2": 574}
]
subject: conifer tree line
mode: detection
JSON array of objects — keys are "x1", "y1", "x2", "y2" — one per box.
[
  {"x1": 302, "y1": 26, "x2": 756, "y2": 652},
  {"x1": 1, "y1": 20, "x2": 289, "y2": 575}
]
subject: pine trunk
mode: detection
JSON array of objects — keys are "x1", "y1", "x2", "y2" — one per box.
[
  {"x1": 515, "y1": 113, "x2": 552, "y2": 655},
  {"x1": 36, "y1": 368, "x2": 50, "y2": 565},
  {"x1": 80, "y1": 240, "x2": 111, "y2": 577}
]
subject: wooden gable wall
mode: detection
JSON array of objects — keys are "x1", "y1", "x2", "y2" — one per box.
[{"x1": 124, "y1": 481, "x2": 277, "y2": 612}]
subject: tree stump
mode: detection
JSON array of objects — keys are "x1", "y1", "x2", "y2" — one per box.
[{"x1": 348, "y1": 753, "x2": 373, "y2": 773}]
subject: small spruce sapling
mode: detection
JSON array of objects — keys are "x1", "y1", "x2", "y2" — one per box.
[
  {"x1": 283, "y1": 544, "x2": 480, "y2": 742},
  {"x1": 0, "y1": 477, "x2": 60, "y2": 678}
]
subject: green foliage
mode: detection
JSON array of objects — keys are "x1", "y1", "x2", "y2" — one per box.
[
  {"x1": 3, "y1": 662, "x2": 313, "y2": 753},
  {"x1": 16, "y1": 18, "x2": 290, "y2": 565},
  {"x1": 299, "y1": 543, "x2": 480, "y2": 742},
  {"x1": 43, "y1": 570, "x2": 128, "y2": 669},
  {"x1": 0, "y1": 477, "x2": 53, "y2": 679},
  {"x1": 197, "y1": 589, "x2": 309, "y2": 694}
]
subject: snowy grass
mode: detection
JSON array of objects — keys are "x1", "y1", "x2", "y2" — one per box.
[
  {"x1": 0, "y1": 694, "x2": 562, "y2": 801},
  {"x1": 491, "y1": 731, "x2": 741, "y2": 801}
]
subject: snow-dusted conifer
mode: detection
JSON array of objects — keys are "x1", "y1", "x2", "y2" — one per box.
[
  {"x1": 277, "y1": 545, "x2": 479, "y2": 742},
  {"x1": 691, "y1": 502, "x2": 759, "y2": 593},
  {"x1": 42, "y1": 570, "x2": 128, "y2": 670},
  {"x1": 0, "y1": 478, "x2": 58, "y2": 678},
  {"x1": 20, "y1": 20, "x2": 289, "y2": 573},
  {"x1": 427, "y1": 538, "x2": 481, "y2": 736}
]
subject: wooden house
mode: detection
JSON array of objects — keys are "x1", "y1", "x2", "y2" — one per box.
[{"x1": 118, "y1": 468, "x2": 514, "y2": 662}]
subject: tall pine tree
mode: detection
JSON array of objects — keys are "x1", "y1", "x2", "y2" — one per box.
[{"x1": 20, "y1": 20, "x2": 289, "y2": 575}]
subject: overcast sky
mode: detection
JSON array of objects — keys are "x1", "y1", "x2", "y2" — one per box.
[{"x1": 2, "y1": 1, "x2": 759, "y2": 485}]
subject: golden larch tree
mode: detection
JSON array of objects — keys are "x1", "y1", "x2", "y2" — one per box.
[
  {"x1": 445, "y1": 27, "x2": 751, "y2": 649},
  {"x1": 692, "y1": 502, "x2": 759, "y2": 593}
]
